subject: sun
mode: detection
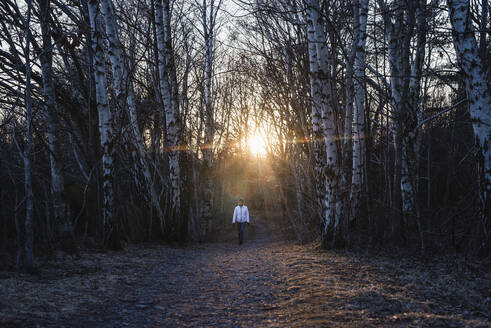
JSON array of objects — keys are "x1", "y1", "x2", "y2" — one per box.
[{"x1": 249, "y1": 134, "x2": 267, "y2": 155}]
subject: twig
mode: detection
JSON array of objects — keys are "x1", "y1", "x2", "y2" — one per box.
[{"x1": 415, "y1": 98, "x2": 466, "y2": 130}]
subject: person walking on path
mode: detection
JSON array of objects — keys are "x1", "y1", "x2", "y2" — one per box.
[{"x1": 232, "y1": 199, "x2": 250, "y2": 245}]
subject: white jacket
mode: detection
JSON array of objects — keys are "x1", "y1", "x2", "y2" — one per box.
[{"x1": 232, "y1": 205, "x2": 250, "y2": 223}]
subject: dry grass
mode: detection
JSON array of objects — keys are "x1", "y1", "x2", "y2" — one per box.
[{"x1": 0, "y1": 222, "x2": 489, "y2": 327}]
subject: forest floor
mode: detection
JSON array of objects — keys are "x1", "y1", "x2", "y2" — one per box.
[{"x1": 0, "y1": 216, "x2": 489, "y2": 327}]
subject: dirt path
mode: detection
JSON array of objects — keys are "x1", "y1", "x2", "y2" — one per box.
[{"x1": 1, "y1": 217, "x2": 489, "y2": 327}]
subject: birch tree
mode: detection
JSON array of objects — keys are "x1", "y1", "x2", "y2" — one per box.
[
  {"x1": 200, "y1": 0, "x2": 221, "y2": 239},
  {"x1": 340, "y1": 1, "x2": 357, "y2": 235},
  {"x1": 99, "y1": 0, "x2": 165, "y2": 232},
  {"x1": 447, "y1": 0, "x2": 491, "y2": 245},
  {"x1": 350, "y1": 0, "x2": 369, "y2": 221},
  {"x1": 406, "y1": 0, "x2": 428, "y2": 252},
  {"x1": 306, "y1": 0, "x2": 327, "y2": 232},
  {"x1": 1, "y1": 0, "x2": 490, "y2": 259},
  {"x1": 155, "y1": 0, "x2": 182, "y2": 225},
  {"x1": 306, "y1": 0, "x2": 342, "y2": 247},
  {"x1": 38, "y1": 0, "x2": 75, "y2": 251},
  {"x1": 21, "y1": 0, "x2": 35, "y2": 272},
  {"x1": 87, "y1": 0, "x2": 120, "y2": 249},
  {"x1": 378, "y1": 0, "x2": 417, "y2": 241}
]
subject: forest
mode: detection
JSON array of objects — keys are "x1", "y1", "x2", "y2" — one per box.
[{"x1": 0, "y1": 0, "x2": 489, "y2": 326}]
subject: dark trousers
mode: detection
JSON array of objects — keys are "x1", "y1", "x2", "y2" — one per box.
[{"x1": 236, "y1": 222, "x2": 246, "y2": 244}]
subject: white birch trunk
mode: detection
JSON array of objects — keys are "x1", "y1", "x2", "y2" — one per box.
[
  {"x1": 350, "y1": 0, "x2": 369, "y2": 220},
  {"x1": 99, "y1": 0, "x2": 165, "y2": 231},
  {"x1": 156, "y1": 0, "x2": 181, "y2": 217},
  {"x1": 39, "y1": 0, "x2": 73, "y2": 249},
  {"x1": 306, "y1": 1, "x2": 327, "y2": 229},
  {"x1": 381, "y1": 0, "x2": 414, "y2": 239},
  {"x1": 200, "y1": 0, "x2": 216, "y2": 239},
  {"x1": 203, "y1": 0, "x2": 215, "y2": 166},
  {"x1": 307, "y1": 0, "x2": 341, "y2": 247},
  {"x1": 87, "y1": 0, "x2": 118, "y2": 247},
  {"x1": 398, "y1": 1, "x2": 426, "y2": 222},
  {"x1": 448, "y1": 0, "x2": 491, "y2": 234},
  {"x1": 340, "y1": 2, "x2": 358, "y2": 232},
  {"x1": 407, "y1": 0, "x2": 427, "y2": 253},
  {"x1": 23, "y1": 0, "x2": 35, "y2": 271}
]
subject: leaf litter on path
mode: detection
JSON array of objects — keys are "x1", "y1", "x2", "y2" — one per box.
[{"x1": 0, "y1": 221, "x2": 489, "y2": 327}]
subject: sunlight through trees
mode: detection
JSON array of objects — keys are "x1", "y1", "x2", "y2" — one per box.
[{"x1": 0, "y1": 0, "x2": 489, "y2": 272}]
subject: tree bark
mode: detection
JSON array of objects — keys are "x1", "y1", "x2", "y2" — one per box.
[
  {"x1": 200, "y1": 0, "x2": 217, "y2": 240},
  {"x1": 448, "y1": 0, "x2": 491, "y2": 247},
  {"x1": 156, "y1": 0, "x2": 183, "y2": 238},
  {"x1": 306, "y1": 0, "x2": 342, "y2": 248},
  {"x1": 22, "y1": 0, "x2": 35, "y2": 272},
  {"x1": 380, "y1": 0, "x2": 415, "y2": 242},
  {"x1": 306, "y1": 0, "x2": 327, "y2": 234},
  {"x1": 38, "y1": 0, "x2": 76, "y2": 253},
  {"x1": 350, "y1": 0, "x2": 369, "y2": 222},
  {"x1": 100, "y1": 0, "x2": 165, "y2": 233},
  {"x1": 87, "y1": 0, "x2": 120, "y2": 249}
]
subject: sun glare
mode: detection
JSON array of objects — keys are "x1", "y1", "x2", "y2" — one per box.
[{"x1": 249, "y1": 134, "x2": 267, "y2": 155}]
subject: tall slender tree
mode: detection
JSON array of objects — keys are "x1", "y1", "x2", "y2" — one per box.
[
  {"x1": 156, "y1": 0, "x2": 183, "y2": 235},
  {"x1": 99, "y1": 0, "x2": 165, "y2": 232},
  {"x1": 350, "y1": 0, "x2": 369, "y2": 222},
  {"x1": 38, "y1": 0, "x2": 75, "y2": 251},
  {"x1": 306, "y1": 0, "x2": 342, "y2": 247},
  {"x1": 200, "y1": 0, "x2": 221, "y2": 239},
  {"x1": 87, "y1": 0, "x2": 120, "y2": 249},
  {"x1": 447, "y1": 0, "x2": 491, "y2": 247},
  {"x1": 22, "y1": 0, "x2": 35, "y2": 272}
]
